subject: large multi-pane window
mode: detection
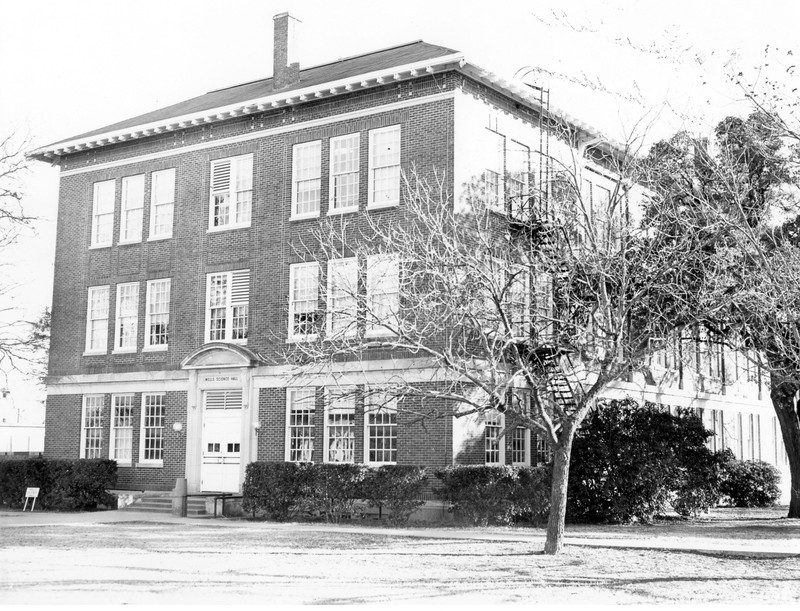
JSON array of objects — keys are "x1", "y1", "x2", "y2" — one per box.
[
  {"x1": 110, "y1": 394, "x2": 134, "y2": 465},
  {"x1": 511, "y1": 427, "x2": 530, "y2": 466},
  {"x1": 485, "y1": 409, "x2": 504, "y2": 465},
  {"x1": 365, "y1": 390, "x2": 397, "y2": 465},
  {"x1": 366, "y1": 254, "x2": 399, "y2": 335},
  {"x1": 209, "y1": 154, "x2": 253, "y2": 229},
  {"x1": 507, "y1": 266, "x2": 530, "y2": 338},
  {"x1": 292, "y1": 141, "x2": 322, "y2": 218},
  {"x1": 91, "y1": 179, "x2": 115, "y2": 248},
  {"x1": 140, "y1": 393, "x2": 165, "y2": 464},
  {"x1": 536, "y1": 434, "x2": 553, "y2": 465},
  {"x1": 85, "y1": 285, "x2": 110, "y2": 353},
  {"x1": 507, "y1": 140, "x2": 530, "y2": 214},
  {"x1": 81, "y1": 395, "x2": 104, "y2": 459},
  {"x1": 368, "y1": 126, "x2": 401, "y2": 208},
  {"x1": 329, "y1": 133, "x2": 359, "y2": 213},
  {"x1": 120, "y1": 175, "x2": 144, "y2": 243},
  {"x1": 286, "y1": 388, "x2": 316, "y2": 462},
  {"x1": 327, "y1": 257, "x2": 358, "y2": 338},
  {"x1": 325, "y1": 387, "x2": 356, "y2": 463},
  {"x1": 288, "y1": 262, "x2": 320, "y2": 339},
  {"x1": 114, "y1": 282, "x2": 139, "y2": 352},
  {"x1": 206, "y1": 270, "x2": 249, "y2": 342},
  {"x1": 150, "y1": 168, "x2": 175, "y2": 239},
  {"x1": 484, "y1": 130, "x2": 505, "y2": 211},
  {"x1": 144, "y1": 279, "x2": 170, "y2": 350}
]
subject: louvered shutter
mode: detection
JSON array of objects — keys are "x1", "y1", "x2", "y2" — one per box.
[
  {"x1": 231, "y1": 269, "x2": 250, "y2": 306},
  {"x1": 211, "y1": 159, "x2": 232, "y2": 194},
  {"x1": 205, "y1": 389, "x2": 243, "y2": 410}
]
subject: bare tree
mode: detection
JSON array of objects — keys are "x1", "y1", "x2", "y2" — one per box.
[{"x1": 282, "y1": 124, "x2": 719, "y2": 553}]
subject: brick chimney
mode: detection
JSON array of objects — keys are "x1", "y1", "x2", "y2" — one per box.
[{"x1": 273, "y1": 12, "x2": 300, "y2": 90}]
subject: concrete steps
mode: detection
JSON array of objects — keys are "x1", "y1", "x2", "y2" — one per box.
[{"x1": 122, "y1": 495, "x2": 208, "y2": 516}]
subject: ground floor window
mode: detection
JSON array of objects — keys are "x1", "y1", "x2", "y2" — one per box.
[
  {"x1": 511, "y1": 427, "x2": 530, "y2": 465},
  {"x1": 536, "y1": 434, "x2": 553, "y2": 465},
  {"x1": 81, "y1": 395, "x2": 104, "y2": 459},
  {"x1": 484, "y1": 410, "x2": 503, "y2": 465},
  {"x1": 365, "y1": 391, "x2": 397, "y2": 465},
  {"x1": 140, "y1": 393, "x2": 165, "y2": 464},
  {"x1": 286, "y1": 388, "x2": 316, "y2": 462},
  {"x1": 325, "y1": 387, "x2": 356, "y2": 463}
]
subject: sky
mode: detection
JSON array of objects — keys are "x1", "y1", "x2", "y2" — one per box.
[{"x1": 1, "y1": 0, "x2": 798, "y2": 418}]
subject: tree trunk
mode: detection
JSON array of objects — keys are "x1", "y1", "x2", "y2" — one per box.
[
  {"x1": 544, "y1": 423, "x2": 577, "y2": 555},
  {"x1": 770, "y1": 382, "x2": 800, "y2": 518}
]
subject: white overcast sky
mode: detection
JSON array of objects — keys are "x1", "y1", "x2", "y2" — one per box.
[{"x1": 1, "y1": 0, "x2": 798, "y2": 411}]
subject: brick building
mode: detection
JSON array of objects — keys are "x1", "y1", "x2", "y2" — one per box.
[{"x1": 30, "y1": 13, "x2": 788, "y2": 497}]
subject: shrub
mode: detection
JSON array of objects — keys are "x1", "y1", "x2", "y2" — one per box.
[
  {"x1": 512, "y1": 464, "x2": 552, "y2": 525},
  {"x1": 567, "y1": 398, "x2": 720, "y2": 523},
  {"x1": 242, "y1": 462, "x2": 314, "y2": 520},
  {"x1": 362, "y1": 466, "x2": 427, "y2": 525},
  {"x1": 0, "y1": 458, "x2": 117, "y2": 510},
  {"x1": 720, "y1": 456, "x2": 781, "y2": 507},
  {"x1": 301, "y1": 463, "x2": 368, "y2": 523}
]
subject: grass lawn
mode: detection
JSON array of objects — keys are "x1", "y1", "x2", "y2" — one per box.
[{"x1": 1, "y1": 508, "x2": 799, "y2": 604}]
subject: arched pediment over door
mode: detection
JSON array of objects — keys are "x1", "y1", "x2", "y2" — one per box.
[{"x1": 180, "y1": 342, "x2": 266, "y2": 370}]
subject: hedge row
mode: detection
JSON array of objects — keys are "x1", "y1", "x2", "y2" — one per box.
[
  {"x1": 242, "y1": 462, "x2": 427, "y2": 524},
  {"x1": 0, "y1": 457, "x2": 117, "y2": 511}
]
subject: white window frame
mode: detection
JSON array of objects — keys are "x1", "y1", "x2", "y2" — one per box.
[
  {"x1": 149, "y1": 168, "x2": 176, "y2": 240},
  {"x1": 365, "y1": 253, "x2": 400, "y2": 337},
  {"x1": 139, "y1": 393, "x2": 165, "y2": 466},
  {"x1": 328, "y1": 133, "x2": 360, "y2": 215},
  {"x1": 507, "y1": 140, "x2": 530, "y2": 218},
  {"x1": 85, "y1": 285, "x2": 110, "y2": 355},
  {"x1": 484, "y1": 409, "x2": 505, "y2": 465},
  {"x1": 285, "y1": 387, "x2": 316, "y2": 462},
  {"x1": 113, "y1": 282, "x2": 139, "y2": 354},
  {"x1": 291, "y1": 140, "x2": 322, "y2": 220},
  {"x1": 367, "y1": 125, "x2": 401, "y2": 209},
  {"x1": 485, "y1": 130, "x2": 505, "y2": 212},
  {"x1": 364, "y1": 389, "x2": 398, "y2": 466},
  {"x1": 120, "y1": 174, "x2": 145, "y2": 244},
  {"x1": 324, "y1": 386, "x2": 356, "y2": 463},
  {"x1": 90, "y1": 179, "x2": 115, "y2": 248},
  {"x1": 326, "y1": 257, "x2": 358, "y2": 338},
  {"x1": 80, "y1": 395, "x2": 104, "y2": 459},
  {"x1": 144, "y1": 278, "x2": 171, "y2": 351},
  {"x1": 205, "y1": 270, "x2": 249, "y2": 343},
  {"x1": 109, "y1": 394, "x2": 134, "y2": 466},
  {"x1": 507, "y1": 264, "x2": 530, "y2": 338},
  {"x1": 209, "y1": 154, "x2": 253, "y2": 231},
  {"x1": 288, "y1": 262, "x2": 320, "y2": 341}
]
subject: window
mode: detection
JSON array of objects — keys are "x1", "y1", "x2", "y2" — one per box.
[
  {"x1": 209, "y1": 154, "x2": 253, "y2": 229},
  {"x1": 485, "y1": 409, "x2": 504, "y2": 465},
  {"x1": 507, "y1": 266, "x2": 530, "y2": 338},
  {"x1": 325, "y1": 387, "x2": 356, "y2": 463},
  {"x1": 110, "y1": 394, "x2": 134, "y2": 465},
  {"x1": 140, "y1": 393, "x2": 165, "y2": 464},
  {"x1": 368, "y1": 125, "x2": 401, "y2": 208},
  {"x1": 81, "y1": 395, "x2": 104, "y2": 459},
  {"x1": 286, "y1": 388, "x2": 316, "y2": 462},
  {"x1": 507, "y1": 141, "x2": 530, "y2": 216},
  {"x1": 511, "y1": 427, "x2": 530, "y2": 466},
  {"x1": 114, "y1": 282, "x2": 139, "y2": 352},
  {"x1": 292, "y1": 141, "x2": 321, "y2": 218},
  {"x1": 120, "y1": 175, "x2": 144, "y2": 243},
  {"x1": 366, "y1": 254, "x2": 400, "y2": 335},
  {"x1": 533, "y1": 271, "x2": 552, "y2": 339},
  {"x1": 144, "y1": 279, "x2": 171, "y2": 350},
  {"x1": 327, "y1": 258, "x2": 358, "y2": 338},
  {"x1": 365, "y1": 390, "x2": 397, "y2": 465},
  {"x1": 205, "y1": 270, "x2": 249, "y2": 342},
  {"x1": 536, "y1": 434, "x2": 553, "y2": 465},
  {"x1": 85, "y1": 285, "x2": 110, "y2": 354},
  {"x1": 329, "y1": 133, "x2": 359, "y2": 213},
  {"x1": 150, "y1": 168, "x2": 175, "y2": 239},
  {"x1": 289, "y1": 262, "x2": 320, "y2": 340},
  {"x1": 485, "y1": 130, "x2": 505, "y2": 211},
  {"x1": 91, "y1": 179, "x2": 115, "y2": 248}
]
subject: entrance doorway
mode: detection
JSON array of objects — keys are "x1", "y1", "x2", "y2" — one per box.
[{"x1": 201, "y1": 389, "x2": 243, "y2": 492}]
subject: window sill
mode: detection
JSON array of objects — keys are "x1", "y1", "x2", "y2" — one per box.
[
  {"x1": 364, "y1": 329, "x2": 396, "y2": 339},
  {"x1": 112, "y1": 348, "x2": 137, "y2": 355},
  {"x1": 365, "y1": 461, "x2": 397, "y2": 467},
  {"x1": 83, "y1": 350, "x2": 107, "y2": 357},
  {"x1": 290, "y1": 212, "x2": 321, "y2": 222},
  {"x1": 366, "y1": 201, "x2": 399, "y2": 211},
  {"x1": 118, "y1": 239, "x2": 142, "y2": 246},
  {"x1": 326, "y1": 206, "x2": 358, "y2": 217},
  {"x1": 285, "y1": 335, "x2": 319, "y2": 344},
  {"x1": 88, "y1": 244, "x2": 112, "y2": 250},
  {"x1": 207, "y1": 224, "x2": 251, "y2": 234},
  {"x1": 115, "y1": 462, "x2": 133, "y2": 468},
  {"x1": 142, "y1": 345, "x2": 168, "y2": 353},
  {"x1": 135, "y1": 462, "x2": 163, "y2": 469},
  {"x1": 147, "y1": 234, "x2": 172, "y2": 242}
]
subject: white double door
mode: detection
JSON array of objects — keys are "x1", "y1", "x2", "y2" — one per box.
[{"x1": 201, "y1": 389, "x2": 243, "y2": 493}]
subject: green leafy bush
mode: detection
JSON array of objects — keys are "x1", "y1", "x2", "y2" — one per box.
[
  {"x1": 720, "y1": 454, "x2": 781, "y2": 507},
  {"x1": 362, "y1": 465, "x2": 427, "y2": 525},
  {"x1": 435, "y1": 465, "x2": 550, "y2": 526},
  {"x1": 567, "y1": 398, "x2": 721, "y2": 523},
  {"x1": 0, "y1": 458, "x2": 117, "y2": 510}
]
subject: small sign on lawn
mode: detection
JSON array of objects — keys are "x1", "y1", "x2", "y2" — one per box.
[{"x1": 23, "y1": 487, "x2": 40, "y2": 511}]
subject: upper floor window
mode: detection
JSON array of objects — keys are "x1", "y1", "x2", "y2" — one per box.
[
  {"x1": 91, "y1": 180, "x2": 115, "y2": 248},
  {"x1": 288, "y1": 262, "x2": 320, "y2": 340},
  {"x1": 205, "y1": 269, "x2": 249, "y2": 343},
  {"x1": 150, "y1": 168, "x2": 175, "y2": 240},
  {"x1": 485, "y1": 130, "x2": 505, "y2": 211},
  {"x1": 366, "y1": 254, "x2": 400, "y2": 336},
  {"x1": 368, "y1": 125, "x2": 401, "y2": 208},
  {"x1": 327, "y1": 257, "x2": 358, "y2": 338},
  {"x1": 114, "y1": 282, "x2": 139, "y2": 353},
  {"x1": 144, "y1": 278, "x2": 171, "y2": 350},
  {"x1": 120, "y1": 175, "x2": 144, "y2": 244},
  {"x1": 292, "y1": 141, "x2": 321, "y2": 219},
  {"x1": 209, "y1": 154, "x2": 253, "y2": 230},
  {"x1": 329, "y1": 133, "x2": 359, "y2": 214},
  {"x1": 85, "y1": 285, "x2": 110, "y2": 354},
  {"x1": 507, "y1": 141, "x2": 530, "y2": 216}
]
